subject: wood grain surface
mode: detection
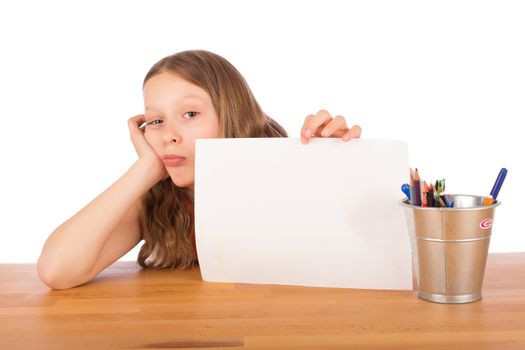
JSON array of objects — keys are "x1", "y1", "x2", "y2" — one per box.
[{"x1": 1, "y1": 253, "x2": 524, "y2": 349}]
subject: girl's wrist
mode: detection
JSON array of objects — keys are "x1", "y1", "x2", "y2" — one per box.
[{"x1": 132, "y1": 159, "x2": 166, "y2": 188}]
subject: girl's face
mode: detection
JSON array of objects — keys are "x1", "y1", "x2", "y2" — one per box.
[{"x1": 143, "y1": 72, "x2": 220, "y2": 189}]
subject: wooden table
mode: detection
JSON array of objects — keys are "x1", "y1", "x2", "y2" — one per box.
[{"x1": 1, "y1": 253, "x2": 524, "y2": 350}]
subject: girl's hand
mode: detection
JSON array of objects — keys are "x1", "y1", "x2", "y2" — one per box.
[
  {"x1": 300, "y1": 109, "x2": 361, "y2": 144},
  {"x1": 128, "y1": 114, "x2": 169, "y2": 182}
]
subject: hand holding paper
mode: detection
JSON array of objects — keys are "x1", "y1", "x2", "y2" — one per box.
[{"x1": 300, "y1": 109, "x2": 362, "y2": 143}]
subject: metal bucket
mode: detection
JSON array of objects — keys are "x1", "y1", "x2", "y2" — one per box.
[{"x1": 401, "y1": 194, "x2": 501, "y2": 303}]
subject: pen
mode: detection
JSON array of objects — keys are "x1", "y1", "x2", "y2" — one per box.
[
  {"x1": 139, "y1": 121, "x2": 149, "y2": 130},
  {"x1": 434, "y1": 187, "x2": 441, "y2": 207},
  {"x1": 443, "y1": 195, "x2": 453, "y2": 207},
  {"x1": 401, "y1": 183, "x2": 411, "y2": 202},
  {"x1": 484, "y1": 168, "x2": 508, "y2": 206},
  {"x1": 437, "y1": 179, "x2": 452, "y2": 207}
]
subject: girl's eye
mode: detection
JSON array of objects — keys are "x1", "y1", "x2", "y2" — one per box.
[
  {"x1": 185, "y1": 111, "x2": 199, "y2": 118},
  {"x1": 148, "y1": 119, "x2": 163, "y2": 126}
]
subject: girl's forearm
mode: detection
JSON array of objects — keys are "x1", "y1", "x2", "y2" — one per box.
[{"x1": 37, "y1": 160, "x2": 159, "y2": 285}]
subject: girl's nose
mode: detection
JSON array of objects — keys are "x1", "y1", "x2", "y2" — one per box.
[
  {"x1": 163, "y1": 137, "x2": 178, "y2": 145},
  {"x1": 162, "y1": 134, "x2": 179, "y2": 145},
  {"x1": 162, "y1": 120, "x2": 181, "y2": 145}
]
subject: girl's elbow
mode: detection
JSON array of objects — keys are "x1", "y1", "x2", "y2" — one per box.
[
  {"x1": 36, "y1": 259, "x2": 87, "y2": 290},
  {"x1": 37, "y1": 261, "x2": 65, "y2": 289}
]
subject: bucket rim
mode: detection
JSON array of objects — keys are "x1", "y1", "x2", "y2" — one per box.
[{"x1": 400, "y1": 194, "x2": 501, "y2": 211}]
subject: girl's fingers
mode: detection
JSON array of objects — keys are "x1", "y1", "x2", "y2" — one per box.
[
  {"x1": 300, "y1": 114, "x2": 314, "y2": 143},
  {"x1": 301, "y1": 110, "x2": 361, "y2": 143},
  {"x1": 302, "y1": 110, "x2": 333, "y2": 142},
  {"x1": 130, "y1": 114, "x2": 145, "y2": 124},
  {"x1": 128, "y1": 114, "x2": 146, "y2": 132},
  {"x1": 319, "y1": 115, "x2": 347, "y2": 137},
  {"x1": 341, "y1": 125, "x2": 362, "y2": 141},
  {"x1": 128, "y1": 114, "x2": 151, "y2": 153}
]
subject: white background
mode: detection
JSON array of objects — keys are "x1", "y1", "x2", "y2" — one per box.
[{"x1": 1, "y1": 0, "x2": 523, "y2": 263}]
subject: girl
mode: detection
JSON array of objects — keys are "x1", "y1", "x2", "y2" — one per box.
[{"x1": 37, "y1": 50, "x2": 362, "y2": 290}]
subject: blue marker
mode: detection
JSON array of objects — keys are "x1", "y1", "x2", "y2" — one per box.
[
  {"x1": 490, "y1": 168, "x2": 508, "y2": 199},
  {"x1": 401, "y1": 183, "x2": 411, "y2": 202},
  {"x1": 485, "y1": 168, "x2": 508, "y2": 206},
  {"x1": 443, "y1": 195, "x2": 453, "y2": 207}
]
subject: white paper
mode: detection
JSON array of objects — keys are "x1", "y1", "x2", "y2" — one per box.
[{"x1": 195, "y1": 138, "x2": 412, "y2": 290}]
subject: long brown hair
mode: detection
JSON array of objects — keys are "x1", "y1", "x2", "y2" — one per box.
[{"x1": 137, "y1": 50, "x2": 288, "y2": 269}]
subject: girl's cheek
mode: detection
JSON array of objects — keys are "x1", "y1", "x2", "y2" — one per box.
[{"x1": 144, "y1": 130, "x2": 154, "y2": 143}]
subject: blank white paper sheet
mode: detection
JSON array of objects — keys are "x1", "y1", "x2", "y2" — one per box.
[{"x1": 194, "y1": 138, "x2": 412, "y2": 290}]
